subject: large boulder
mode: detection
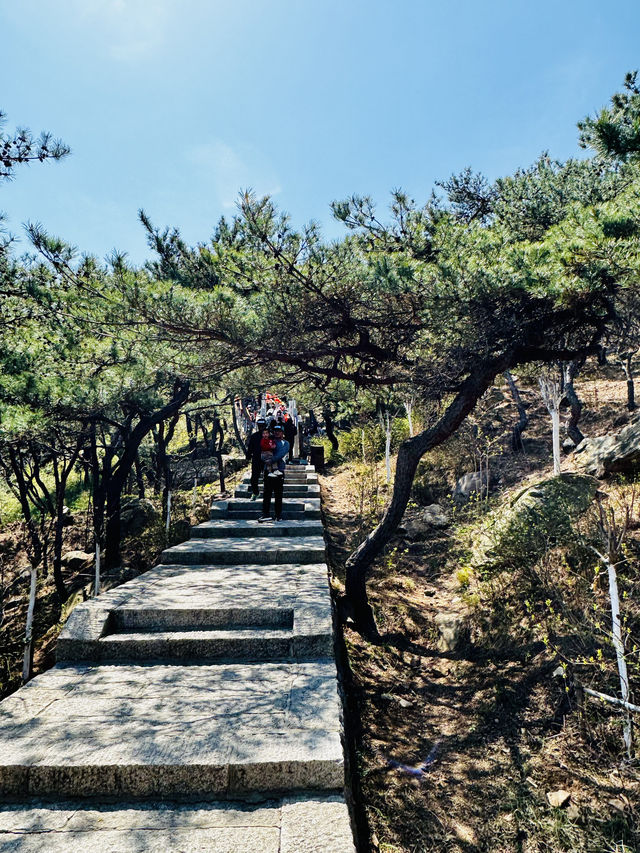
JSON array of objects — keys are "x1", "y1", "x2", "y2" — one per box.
[
  {"x1": 120, "y1": 498, "x2": 158, "y2": 538},
  {"x1": 61, "y1": 550, "x2": 94, "y2": 572},
  {"x1": 574, "y1": 415, "x2": 640, "y2": 478},
  {"x1": 452, "y1": 470, "x2": 494, "y2": 504},
  {"x1": 472, "y1": 473, "x2": 598, "y2": 572}
]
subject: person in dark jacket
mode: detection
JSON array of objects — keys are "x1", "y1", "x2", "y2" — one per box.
[
  {"x1": 246, "y1": 417, "x2": 267, "y2": 499},
  {"x1": 258, "y1": 425, "x2": 289, "y2": 522},
  {"x1": 283, "y1": 416, "x2": 297, "y2": 459}
]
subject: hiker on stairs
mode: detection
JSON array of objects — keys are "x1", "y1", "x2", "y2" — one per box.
[
  {"x1": 245, "y1": 416, "x2": 267, "y2": 500},
  {"x1": 258, "y1": 424, "x2": 290, "y2": 522}
]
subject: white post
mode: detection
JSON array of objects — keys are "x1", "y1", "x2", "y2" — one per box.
[
  {"x1": 21, "y1": 565, "x2": 37, "y2": 683},
  {"x1": 166, "y1": 490, "x2": 172, "y2": 534},
  {"x1": 94, "y1": 541, "x2": 101, "y2": 597},
  {"x1": 551, "y1": 407, "x2": 561, "y2": 475},
  {"x1": 606, "y1": 554, "x2": 633, "y2": 756},
  {"x1": 539, "y1": 375, "x2": 562, "y2": 475},
  {"x1": 405, "y1": 399, "x2": 414, "y2": 437}
]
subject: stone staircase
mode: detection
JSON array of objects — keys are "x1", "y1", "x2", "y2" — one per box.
[{"x1": 0, "y1": 464, "x2": 355, "y2": 852}]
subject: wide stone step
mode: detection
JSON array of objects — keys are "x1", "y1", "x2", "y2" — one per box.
[
  {"x1": 161, "y1": 536, "x2": 326, "y2": 565},
  {"x1": 234, "y1": 484, "x2": 320, "y2": 498},
  {"x1": 227, "y1": 509, "x2": 307, "y2": 520},
  {"x1": 243, "y1": 474, "x2": 318, "y2": 484},
  {"x1": 57, "y1": 563, "x2": 334, "y2": 663},
  {"x1": 193, "y1": 519, "x2": 324, "y2": 538},
  {"x1": 112, "y1": 606, "x2": 294, "y2": 631},
  {"x1": 0, "y1": 795, "x2": 355, "y2": 853},
  {"x1": 96, "y1": 628, "x2": 296, "y2": 661},
  {"x1": 0, "y1": 661, "x2": 344, "y2": 798}
]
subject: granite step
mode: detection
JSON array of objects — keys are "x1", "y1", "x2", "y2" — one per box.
[
  {"x1": 0, "y1": 794, "x2": 355, "y2": 853},
  {"x1": 95, "y1": 628, "x2": 296, "y2": 661},
  {"x1": 242, "y1": 474, "x2": 318, "y2": 484},
  {"x1": 0, "y1": 661, "x2": 344, "y2": 799},
  {"x1": 227, "y1": 509, "x2": 307, "y2": 520},
  {"x1": 56, "y1": 563, "x2": 334, "y2": 663},
  {"x1": 234, "y1": 485, "x2": 320, "y2": 498},
  {"x1": 211, "y1": 500, "x2": 321, "y2": 521},
  {"x1": 161, "y1": 536, "x2": 326, "y2": 566},
  {"x1": 111, "y1": 606, "x2": 294, "y2": 632},
  {"x1": 192, "y1": 519, "x2": 323, "y2": 538}
]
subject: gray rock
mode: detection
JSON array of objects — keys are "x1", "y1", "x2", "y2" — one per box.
[
  {"x1": 434, "y1": 612, "x2": 468, "y2": 652},
  {"x1": 546, "y1": 789, "x2": 571, "y2": 808},
  {"x1": 422, "y1": 504, "x2": 450, "y2": 528},
  {"x1": 574, "y1": 415, "x2": 640, "y2": 478},
  {"x1": 562, "y1": 437, "x2": 576, "y2": 452},
  {"x1": 120, "y1": 497, "x2": 158, "y2": 537},
  {"x1": 404, "y1": 505, "x2": 450, "y2": 539},
  {"x1": 452, "y1": 470, "x2": 493, "y2": 503},
  {"x1": 60, "y1": 550, "x2": 94, "y2": 571}
]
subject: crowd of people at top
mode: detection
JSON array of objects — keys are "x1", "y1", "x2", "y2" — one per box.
[{"x1": 238, "y1": 393, "x2": 299, "y2": 523}]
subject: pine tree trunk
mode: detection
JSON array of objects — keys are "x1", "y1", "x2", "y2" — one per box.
[
  {"x1": 22, "y1": 565, "x2": 37, "y2": 683},
  {"x1": 504, "y1": 371, "x2": 528, "y2": 451},
  {"x1": 231, "y1": 402, "x2": 247, "y2": 455},
  {"x1": 622, "y1": 354, "x2": 637, "y2": 412},
  {"x1": 323, "y1": 409, "x2": 339, "y2": 453},
  {"x1": 562, "y1": 360, "x2": 585, "y2": 445},
  {"x1": 345, "y1": 356, "x2": 508, "y2": 635}
]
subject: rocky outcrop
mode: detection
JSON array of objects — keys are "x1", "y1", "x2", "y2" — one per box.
[
  {"x1": 574, "y1": 415, "x2": 640, "y2": 478},
  {"x1": 472, "y1": 473, "x2": 598, "y2": 572},
  {"x1": 120, "y1": 497, "x2": 158, "y2": 537},
  {"x1": 61, "y1": 550, "x2": 94, "y2": 571}
]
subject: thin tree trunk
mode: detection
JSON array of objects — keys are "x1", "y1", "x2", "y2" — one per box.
[
  {"x1": 405, "y1": 399, "x2": 414, "y2": 437},
  {"x1": 606, "y1": 551, "x2": 633, "y2": 757},
  {"x1": 134, "y1": 452, "x2": 145, "y2": 498},
  {"x1": 345, "y1": 355, "x2": 510, "y2": 636},
  {"x1": 323, "y1": 409, "x2": 339, "y2": 453},
  {"x1": 621, "y1": 353, "x2": 637, "y2": 412},
  {"x1": 504, "y1": 371, "x2": 528, "y2": 452},
  {"x1": 94, "y1": 540, "x2": 101, "y2": 597},
  {"x1": 231, "y1": 401, "x2": 247, "y2": 455},
  {"x1": 562, "y1": 359, "x2": 585, "y2": 445},
  {"x1": 22, "y1": 565, "x2": 37, "y2": 683},
  {"x1": 539, "y1": 374, "x2": 562, "y2": 475},
  {"x1": 384, "y1": 413, "x2": 392, "y2": 484}
]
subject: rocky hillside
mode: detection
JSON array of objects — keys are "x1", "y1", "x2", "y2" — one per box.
[{"x1": 321, "y1": 371, "x2": 639, "y2": 853}]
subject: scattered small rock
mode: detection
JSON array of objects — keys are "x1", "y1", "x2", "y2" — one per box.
[
  {"x1": 546, "y1": 789, "x2": 571, "y2": 808},
  {"x1": 434, "y1": 611, "x2": 469, "y2": 652}
]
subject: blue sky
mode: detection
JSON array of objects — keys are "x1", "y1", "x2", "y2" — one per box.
[{"x1": 1, "y1": 0, "x2": 639, "y2": 265}]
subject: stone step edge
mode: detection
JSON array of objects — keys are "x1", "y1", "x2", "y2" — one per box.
[{"x1": 0, "y1": 753, "x2": 345, "y2": 798}]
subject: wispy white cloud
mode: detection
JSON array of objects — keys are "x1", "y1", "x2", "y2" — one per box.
[
  {"x1": 187, "y1": 140, "x2": 281, "y2": 210},
  {"x1": 4, "y1": 0, "x2": 177, "y2": 62}
]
